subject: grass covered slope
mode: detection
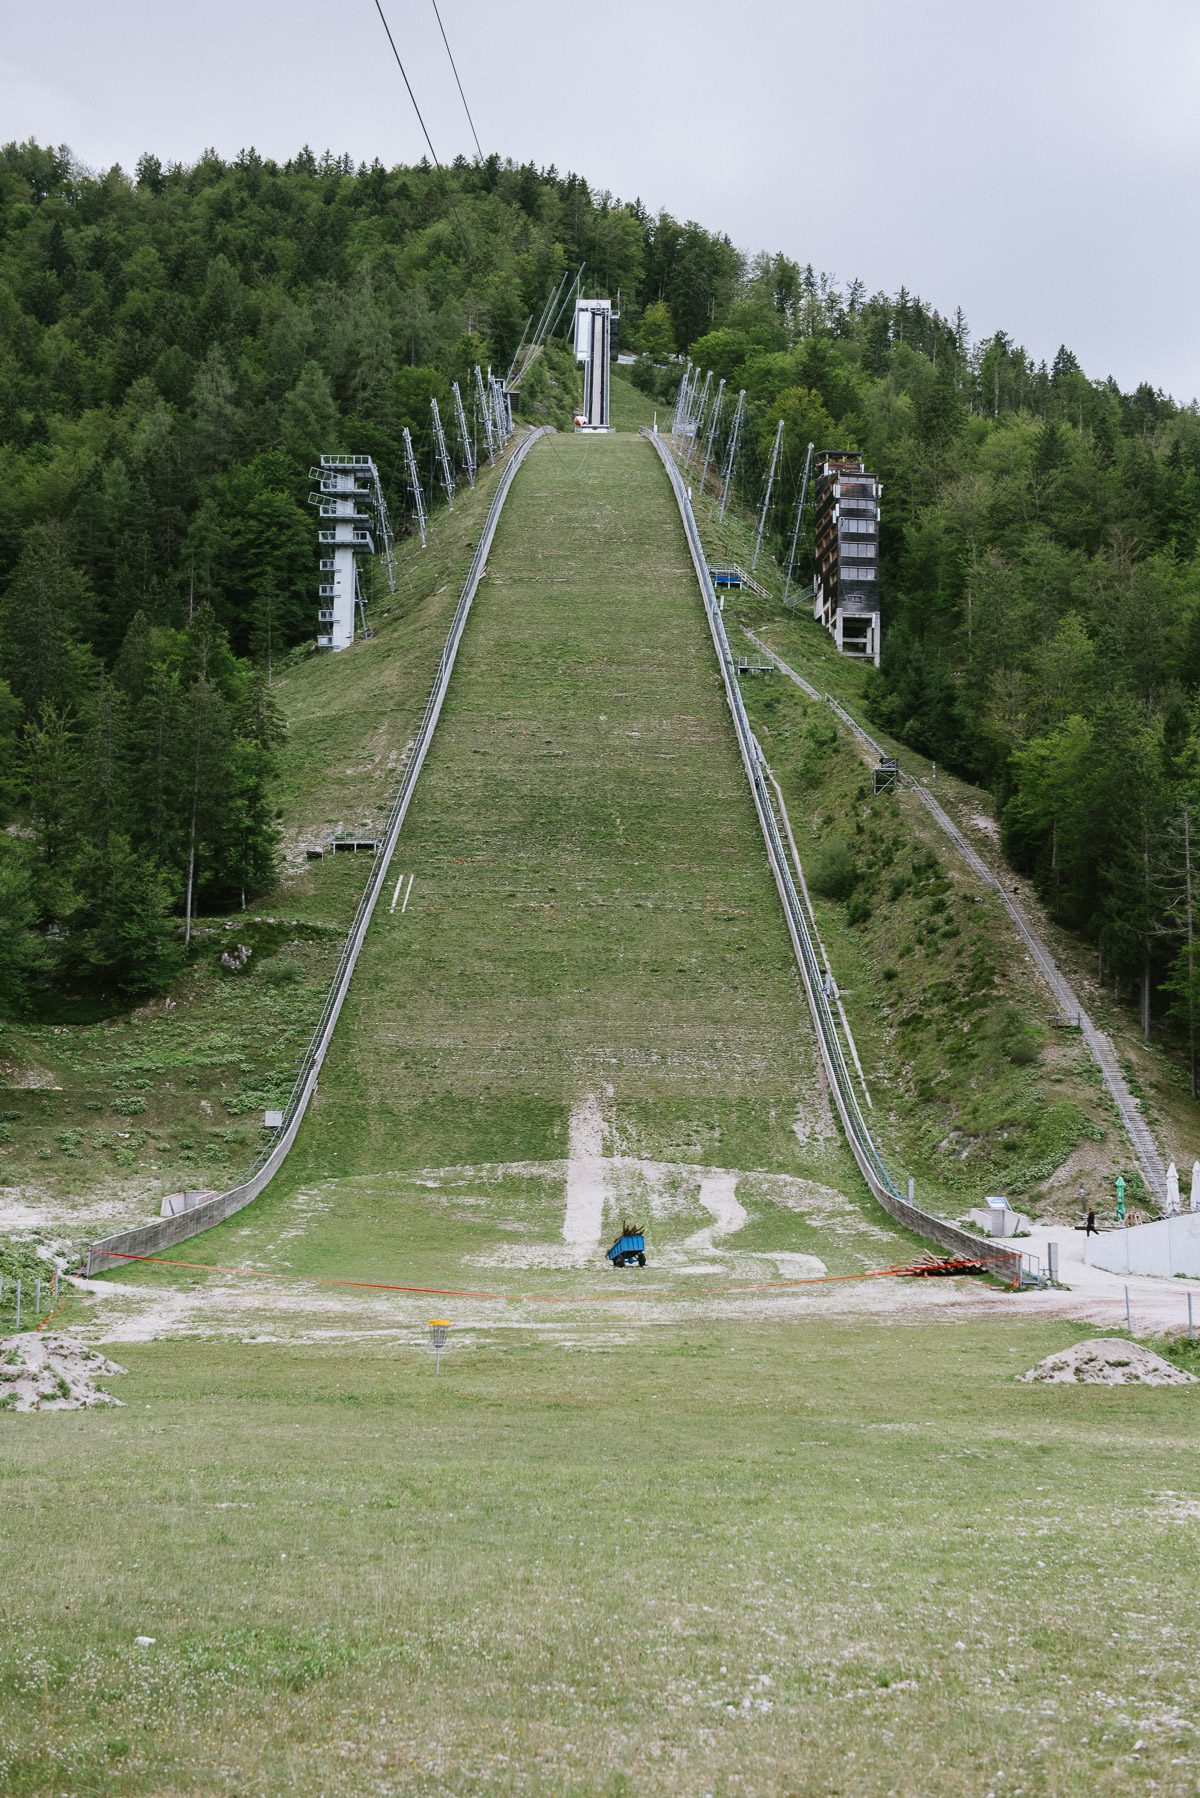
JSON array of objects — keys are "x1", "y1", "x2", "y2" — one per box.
[
  {"x1": 680, "y1": 477, "x2": 1198, "y2": 1219},
  {"x1": 310, "y1": 432, "x2": 834, "y2": 1172},
  {"x1": 177, "y1": 430, "x2": 910, "y2": 1294},
  {"x1": 0, "y1": 450, "x2": 522, "y2": 1237},
  {"x1": 3, "y1": 1319, "x2": 1198, "y2": 1796}
]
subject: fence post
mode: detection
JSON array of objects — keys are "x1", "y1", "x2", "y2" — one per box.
[
  {"x1": 15, "y1": 1279, "x2": 20, "y2": 1331},
  {"x1": 1124, "y1": 1284, "x2": 1132, "y2": 1333},
  {"x1": 35, "y1": 1277, "x2": 41, "y2": 1315},
  {"x1": 1189, "y1": 1291, "x2": 1194, "y2": 1340}
]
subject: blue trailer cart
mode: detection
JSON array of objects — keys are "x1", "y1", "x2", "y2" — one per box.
[{"x1": 606, "y1": 1227, "x2": 646, "y2": 1268}]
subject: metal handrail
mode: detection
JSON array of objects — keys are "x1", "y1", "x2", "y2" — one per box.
[
  {"x1": 86, "y1": 427, "x2": 553, "y2": 1274},
  {"x1": 645, "y1": 429, "x2": 1027, "y2": 1281},
  {"x1": 742, "y1": 628, "x2": 1168, "y2": 1206},
  {"x1": 644, "y1": 430, "x2": 903, "y2": 1203}
]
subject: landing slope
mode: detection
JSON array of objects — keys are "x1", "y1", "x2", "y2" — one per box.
[{"x1": 187, "y1": 433, "x2": 899, "y2": 1298}]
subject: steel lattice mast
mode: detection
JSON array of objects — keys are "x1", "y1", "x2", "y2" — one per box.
[
  {"x1": 672, "y1": 362, "x2": 693, "y2": 445},
  {"x1": 684, "y1": 371, "x2": 712, "y2": 471},
  {"x1": 752, "y1": 419, "x2": 785, "y2": 571},
  {"x1": 431, "y1": 398, "x2": 455, "y2": 510},
  {"x1": 699, "y1": 377, "x2": 725, "y2": 496},
  {"x1": 451, "y1": 380, "x2": 475, "y2": 485},
  {"x1": 402, "y1": 426, "x2": 428, "y2": 548},
  {"x1": 474, "y1": 364, "x2": 496, "y2": 464},
  {"x1": 718, "y1": 389, "x2": 746, "y2": 520},
  {"x1": 783, "y1": 441, "x2": 816, "y2": 602}
]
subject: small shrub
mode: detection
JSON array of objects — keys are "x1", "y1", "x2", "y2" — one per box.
[
  {"x1": 261, "y1": 957, "x2": 305, "y2": 988},
  {"x1": 112, "y1": 1096, "x2": 147, "y2": 1116},
  {"x1": 845, "y1": 893, "x2": 873, "y2": 927},
  {"x1": 888, "y1": 874, "x2": 909, "y2": 902},
  {"x1": 808, "y1": 839, "x2": 857, "y2": 900}
]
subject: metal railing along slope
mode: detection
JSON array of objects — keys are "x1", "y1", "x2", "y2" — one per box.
[
  {"x1": 742, "y1": 627, "x2": 1169, "y2": 1207},
  {"x1": 642, "y1": 429, "x2": 1024, "y2": 1280},
  {"x1": 85, "y1": 427, "x2": 554, "y2": 1276}
]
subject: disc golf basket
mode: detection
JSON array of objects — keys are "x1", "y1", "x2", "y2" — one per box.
[{"x1": 427, "y1": 1318, "x2": 452, "y2": 1373}]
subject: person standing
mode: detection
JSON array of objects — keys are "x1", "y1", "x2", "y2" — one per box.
[
  {"x1": 1085, "y1": 1208, "x2": 1097, "y2": 1235},
  {"x1": 1116, "y1": 1174, "x2": 1126, "y2": 1225}
]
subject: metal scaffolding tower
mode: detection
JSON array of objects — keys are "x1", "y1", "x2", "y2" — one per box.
[{"x1": 308, "y1": 454, "x2": 393, "y2": 652}]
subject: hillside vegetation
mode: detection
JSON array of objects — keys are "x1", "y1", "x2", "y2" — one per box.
[
  {"x1": 2, "y1": 137, "x2": 1197, "y2": 1078},
  {"x1": 0, "y1": 449, "x2": 520, "y2": 1232},
  {"x1": 677, "y1": 486, "x2": 1200, "y2": 1210}
]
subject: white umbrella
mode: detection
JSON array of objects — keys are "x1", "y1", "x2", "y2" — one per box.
[
  {"x1": 1166, "y1": 1161, "x2": 1180, "y2": 1215},
  {"x1": 1191, "y1": 1161, "x2": 1200, "y2": 1213}
]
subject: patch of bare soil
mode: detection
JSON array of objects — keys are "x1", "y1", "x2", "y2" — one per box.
[
  {"x1": 1021, "y1": 1337, "x2": 1196, "y2": 1386},
  {"x1": 0, "y1": 1333, "x2": 126, "y2": 1410},
  {"x1": 0, "y1": 1061, "x2": 61, "y2": 1090}
]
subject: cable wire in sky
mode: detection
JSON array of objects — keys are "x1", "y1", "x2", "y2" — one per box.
[
  {"x1": 371, "y1": 0, "x2": 474, "y2": 261},
  {"x1": 429, "y1": 0, "x2": 484, "y2": 162}
]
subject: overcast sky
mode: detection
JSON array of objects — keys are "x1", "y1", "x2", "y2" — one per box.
[{"x1": 3, "y1": 0, "x2": 1198, "y2": 402}]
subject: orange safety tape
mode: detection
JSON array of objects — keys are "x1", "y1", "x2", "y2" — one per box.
[
  {"x1": 35, "y1": 1300, "x2": 71, "y2": 1333},
  {"x1": 95, "y1": 1252, "x2": 504, "y2": 1301},
  {"x1": 92, "y1": 1249, "x2": 1021, "y2": 1304}
]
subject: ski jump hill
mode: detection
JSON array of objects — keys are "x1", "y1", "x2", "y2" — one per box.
[{"x1": 86, "y1": 431, "x2": 1024, "y2": 1283}]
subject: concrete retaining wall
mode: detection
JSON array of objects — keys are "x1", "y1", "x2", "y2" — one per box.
[{"x1": 1087, "y1": 1214, "x2": 1200, "y2": 1278}]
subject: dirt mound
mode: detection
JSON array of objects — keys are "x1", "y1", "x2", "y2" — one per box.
[
  {"x1": 0, "y1": 1333, "x2": 126, "y2": 1411},
  {"x1": 1022, "y1": 1337, "x2": 1196, "y2": 1386}
]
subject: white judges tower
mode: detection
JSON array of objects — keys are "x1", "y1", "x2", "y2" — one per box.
[{"x1": 309, "y1": 455, "x2": 394, "y2": 651}]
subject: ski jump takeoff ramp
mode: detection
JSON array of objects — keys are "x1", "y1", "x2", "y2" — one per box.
[{"x1": 86, "y1": 431, "x2": 1017, "y2": 1283}]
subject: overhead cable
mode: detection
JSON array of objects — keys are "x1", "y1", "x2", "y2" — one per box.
[
  {"x1": 430, "y1": 0, "x2": 484, "y2": 161},
  {"x1": 371, "y1": 0, "x2": 474, "y2": 261}
]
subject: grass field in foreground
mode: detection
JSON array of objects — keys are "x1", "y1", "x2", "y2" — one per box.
[{"x1": 3, "y1": 1317, "x2": 1198, "y2": 1796}]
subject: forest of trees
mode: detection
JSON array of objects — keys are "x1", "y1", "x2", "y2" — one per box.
[
  {"x1": 648, "y1": 265, "x2": 1200, "y2": 1090},
  {"x1": 0, "y1": 138, "x2": 1197, "y2": 1088}
]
